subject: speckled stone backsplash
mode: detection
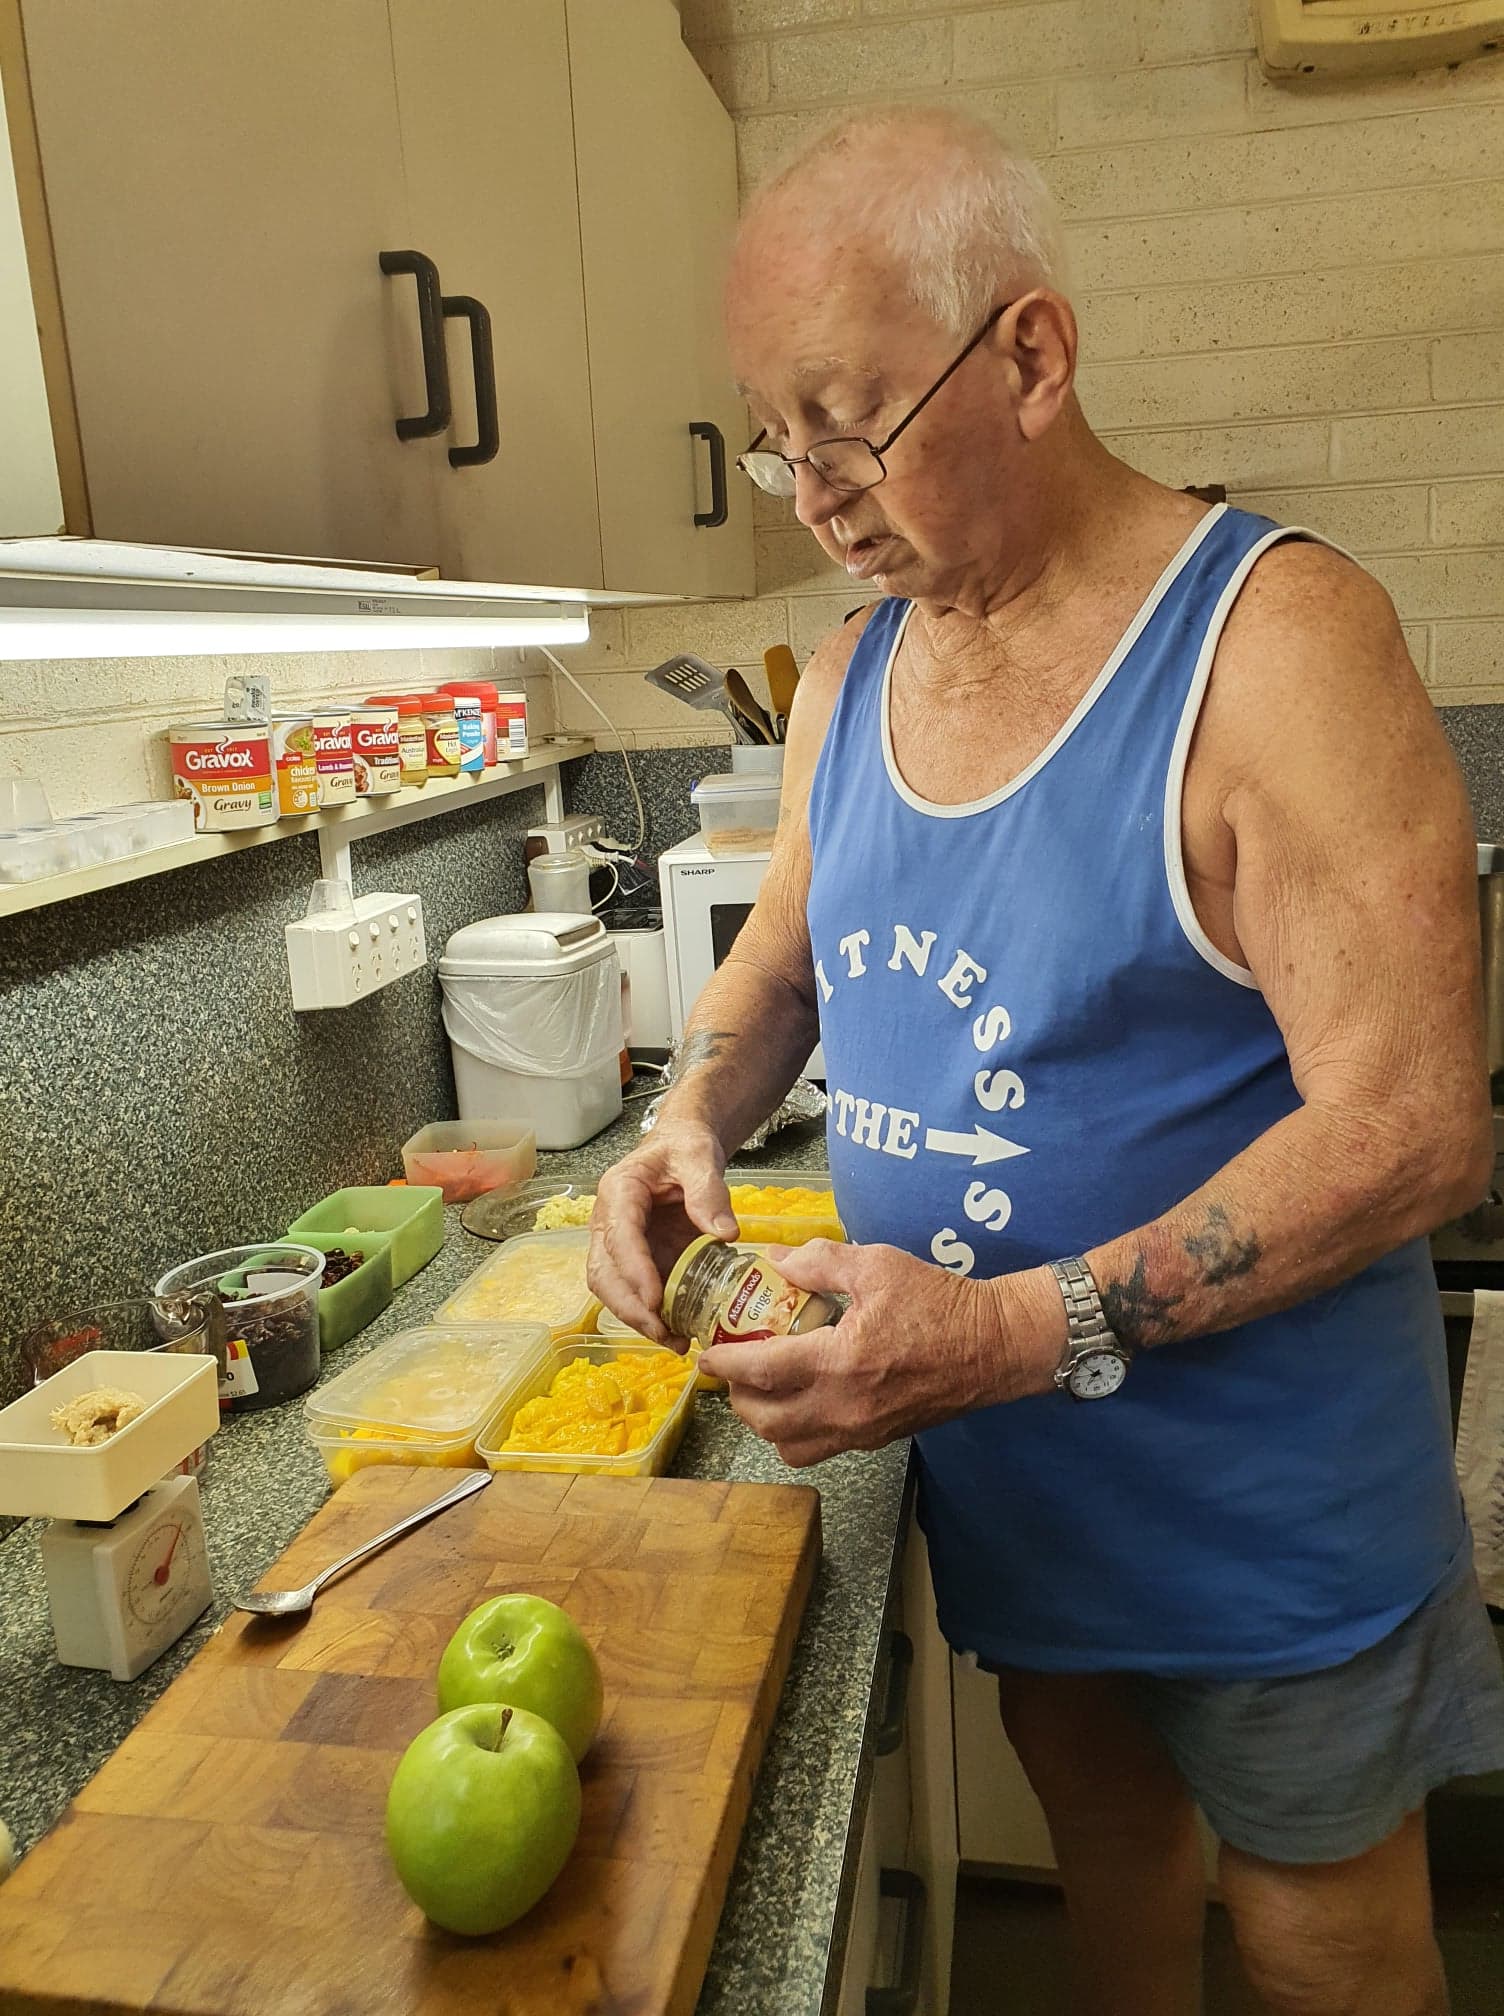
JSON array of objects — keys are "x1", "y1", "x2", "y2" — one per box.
[
  {"x1": 0, "y1": 788, "x2": 543, "y2": 1409},
  {"x1": 1440, "y1": 709, "x2": 1504, "y2": 844},
  {"x1": 562, "y1": 744, "x2": 727, "y2": 863}
]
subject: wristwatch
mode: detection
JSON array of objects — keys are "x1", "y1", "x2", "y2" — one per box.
[{"x1": 1047, "y1": 1257, "x2": 1134, "y2": 1400}]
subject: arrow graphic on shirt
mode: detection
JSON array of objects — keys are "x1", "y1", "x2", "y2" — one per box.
[{"x1": 923, "y1": 1124, "x2": 1030, "y2": 1168}]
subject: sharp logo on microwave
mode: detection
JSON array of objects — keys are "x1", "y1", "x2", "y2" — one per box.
[{"x1": 681, "y1": 867, "x2": 718, "y2": 878}]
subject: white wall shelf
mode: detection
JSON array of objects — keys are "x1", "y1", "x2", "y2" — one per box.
[{"x1": 0, "y1": 736, "x2": 593, "y2": 923}]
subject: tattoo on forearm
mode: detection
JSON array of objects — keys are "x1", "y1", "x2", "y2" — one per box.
[
  {"x1": 1099, "y1": 1255, "x2": 1182, "y2": 1346},
  {"x1": 679, "y1": 1030, "x2": 736, "y2": 1074},
  {"x1": 1183, "y1": 1203, "x2": 1263, "y2": 1285}
]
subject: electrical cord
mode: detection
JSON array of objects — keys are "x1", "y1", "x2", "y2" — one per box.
[{"x1": 538, "y1": 646, "x2": 646, "y2": 856}]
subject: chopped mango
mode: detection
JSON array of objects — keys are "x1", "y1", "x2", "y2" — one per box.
[{"x1": 499, "y1": 1348, "x2": 693, "y2": 1459}]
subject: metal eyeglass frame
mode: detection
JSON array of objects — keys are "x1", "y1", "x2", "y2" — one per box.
[{"x1": 736, "y1": 300, "x2": 1012, "y2": 497}]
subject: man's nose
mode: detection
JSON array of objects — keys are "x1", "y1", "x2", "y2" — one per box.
[{"x1": 792, "y1": 460, "x2": 846, "y2": 529}]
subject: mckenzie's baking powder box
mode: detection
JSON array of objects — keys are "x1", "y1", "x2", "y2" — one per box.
[{"x1": 167, "y1": 721, "x2": 276, "y2": 831}]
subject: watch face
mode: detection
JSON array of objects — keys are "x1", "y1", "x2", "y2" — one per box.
[{"x1": 1069, "y1": 1351, "x2": 1128, "y2": 1400}]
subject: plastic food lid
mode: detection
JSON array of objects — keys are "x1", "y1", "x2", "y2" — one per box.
[
  {"x1": 305, "y1": 1321, "x2": 549, "y2": 1436},
  {"x1": 364, "y1": 692, "x2": 426, "y2": 716},
  {"x1": 440, "y1": 1230, "x2": 596, "y2": 1327},
  {"x1": 691, "y1": 773, "x2": 781, "y2": 801}
]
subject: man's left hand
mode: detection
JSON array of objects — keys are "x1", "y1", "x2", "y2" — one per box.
[{"x1": 696, "y1": 1239, "x2": 1066, "y2": 1468}]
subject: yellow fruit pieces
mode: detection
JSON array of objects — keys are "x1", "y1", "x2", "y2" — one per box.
[
  {"x1": 325, "y1": 1422, "x2": 476, "y2": 1483},
  {"x1": 729, "y1": 1183, "x2": 844, "y2": 1244},
  {"x1": 501, "y1": 1349, "x2": 693, "y2": 1459}
]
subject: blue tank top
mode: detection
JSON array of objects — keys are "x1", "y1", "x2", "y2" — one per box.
[{"x1": 806, "y1": 503, "x2": 1466, "y2": 1678}]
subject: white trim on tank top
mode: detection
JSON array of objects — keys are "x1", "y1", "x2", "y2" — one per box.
[
  {"x1": 1163, "y1": 521, "x2": 1344, "y2": 988},
  {"x1": 878, "y1": 500, "x2": 1228, "y2": 819}
]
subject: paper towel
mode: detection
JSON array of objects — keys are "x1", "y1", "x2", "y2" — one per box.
[{"x1": 1457, "y1": 1290, "x2": 1504, "y2": 1607}]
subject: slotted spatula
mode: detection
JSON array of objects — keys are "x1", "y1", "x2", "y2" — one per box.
[{"x1": 644, "y1": 653, "x2": 732, "y2": 711}]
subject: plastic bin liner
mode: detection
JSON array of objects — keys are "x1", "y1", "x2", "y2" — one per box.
[{"x1": 441, "y1": 960, "x2": 621, "y2": 1079}]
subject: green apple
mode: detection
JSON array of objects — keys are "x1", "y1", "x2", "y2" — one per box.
[
  {"x1": 437, "y1": 1594, "x2": 603, "y2": 1763},
  {"x1": 385, "y1": 1702, "x2": 580, "y2": 1936}
]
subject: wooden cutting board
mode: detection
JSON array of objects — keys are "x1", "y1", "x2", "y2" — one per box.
[{"x1": 0, "y1": 1467, "x2": 821, "y2": 2016}]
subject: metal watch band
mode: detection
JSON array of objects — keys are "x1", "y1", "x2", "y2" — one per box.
[{"x1": 1048, "y1": 1257, "x2": 1129, "y2": 1388}]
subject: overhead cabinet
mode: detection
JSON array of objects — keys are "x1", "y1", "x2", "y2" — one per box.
[{"x1": 1, "y1": 0, "x2": 752, "y2": 597}]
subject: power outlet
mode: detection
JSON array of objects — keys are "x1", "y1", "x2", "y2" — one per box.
[
  {"x1": 526, "y1": 814, "x2": 604, "y2": 856},
  {"x1": 285, "y1": 890, "x2": 427, "y2": 1011}
]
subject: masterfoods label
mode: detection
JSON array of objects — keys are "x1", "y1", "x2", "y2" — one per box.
[
  {"x1": 313, "y1": 714, "x2": 356, "y2": 805},
  {"x1": 708, "y1": 1260, "x2": 813, "y2": 1346},
  {"x1": 168, "y1": 725, "x2": 275, "y2": 831}
]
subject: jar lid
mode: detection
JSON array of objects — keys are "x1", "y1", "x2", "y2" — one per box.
[
  {"x1": 438, "y1": 680, "x2": 499, "y2": 704},
  {"x1": 421, "y1": 692, "x2": 458, "y2": 709},
  {"x1": 365, "y1": 692, "x2": 426, "y2": 716},
  {"x1": 661, "y1": 1234, "x2": 721, "y2": 1327}
]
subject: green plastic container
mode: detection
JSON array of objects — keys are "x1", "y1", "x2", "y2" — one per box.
[
  {"x1": 293, "y1": 1231, "x2": 395, "y2": 1352},
  {"x1": 284, "y1": 1186, "x2": 444, "y2": 1290}
]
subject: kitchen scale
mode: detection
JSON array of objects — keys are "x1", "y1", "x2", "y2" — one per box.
[{"x1": 0, "y1": 1348, "x2": 220, "y2": 1681}]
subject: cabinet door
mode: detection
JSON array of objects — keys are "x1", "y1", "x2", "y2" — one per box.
[
  {"x1": 0, "y1": 50, "x2": 61, "y2": 537},
  {"x1": 388, "y1": 0, "x2": 603, "y2": 592},
  {"x1": 567, "y1": 0, "x2": 754, "y2": 598},
  {"x1": 19, "y1": 0, "x2": 439, "y2": 565}
]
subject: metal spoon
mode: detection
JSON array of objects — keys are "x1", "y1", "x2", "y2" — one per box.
[{"x1": 232, "y1": 1468, "x2": 492, "y2": 1616}]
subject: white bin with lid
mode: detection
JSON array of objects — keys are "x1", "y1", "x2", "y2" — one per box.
[{"x1": 439, "y1": 913, "x2": 623, "y2": 1149}]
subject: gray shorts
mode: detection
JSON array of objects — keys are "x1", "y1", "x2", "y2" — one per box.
[
  {"x1": 1126, "y1": 1561, "x2": 1504, "y2": 1864},
  {"x1": 984, "y1": 1558, "x2": 1504, "y2": 1864}
]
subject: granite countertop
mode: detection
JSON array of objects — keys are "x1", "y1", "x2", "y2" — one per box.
[{"x1": 0, "y1": 1099, "x2": 912, "y2": 2016}]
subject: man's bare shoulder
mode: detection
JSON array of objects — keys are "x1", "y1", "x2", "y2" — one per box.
[
  {"x1": 1200, "y1": 536, "x2": 1442, "y2": 796},
  {"x1": 779, "y1": 601, "x2": 882, "y2": 807}
]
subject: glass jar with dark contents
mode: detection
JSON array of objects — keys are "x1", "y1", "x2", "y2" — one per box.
[
  {"x1": 154, "y1": 1243, "x2": 324, "y2": 1411},
  {"x1": 662, "y1": 1236, "x2": 839, "y2": 1349}
]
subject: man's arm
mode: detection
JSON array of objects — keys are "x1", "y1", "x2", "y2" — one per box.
[
  {"x1": 586, "y1": 608, "x2": 873, "y2": 1337},
  {"x1": 1066, "y1": 543, "x2": 1490, "y2": 1350}
]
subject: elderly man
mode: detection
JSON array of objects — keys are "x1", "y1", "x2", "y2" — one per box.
[{"x1": 588, "y1": 107, "x2": 1504, "y2": 2016}]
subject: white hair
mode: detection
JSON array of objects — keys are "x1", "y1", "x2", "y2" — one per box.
[{"x1": 750, "y1": 105, "x2": 1065, "y2": 337}]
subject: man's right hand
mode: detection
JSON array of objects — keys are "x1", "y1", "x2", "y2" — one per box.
[{"x1": 587, "y1": 1120, "x2": 740, "y2": 1343}]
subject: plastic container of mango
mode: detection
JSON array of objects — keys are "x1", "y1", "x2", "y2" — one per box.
[
  {"x1": 435, "y1": 1229, "x2": 600, "y2": 1338},
  {"x1": 597, "y1": 1284, "x2": 750, "y2": 1393},
  {"x1": 304, "y1": 1320, "x2": 550, "y2": 1484},
  {"x1": 730, "y1": 1172, "x2": 844, "y2": 1246},
  {"x1": 475, "y1": 1336, "x2": 699, "y2": 1479}
]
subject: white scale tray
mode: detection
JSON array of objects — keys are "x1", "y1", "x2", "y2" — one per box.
[{"x1": 0, "y1": 1350, "x2": 219, "y2": 1522}]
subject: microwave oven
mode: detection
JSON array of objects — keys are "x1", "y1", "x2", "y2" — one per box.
[{"x1": 658, "y1": 834, "x2": 825, "y2": 1078}]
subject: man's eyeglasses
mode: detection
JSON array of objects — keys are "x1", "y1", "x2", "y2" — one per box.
[{"x1": 736, "y1": 301, "x2": 1011, "y2": 499}]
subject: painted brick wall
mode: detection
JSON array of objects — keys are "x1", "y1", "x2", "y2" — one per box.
[{"x1": 551, "y1": 0, "x2": 1504, "y2": 746}]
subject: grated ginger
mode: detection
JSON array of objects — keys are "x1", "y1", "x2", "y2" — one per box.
[{"x1": 532, "y1": 1193, "x2": 596, "y2": 1231}]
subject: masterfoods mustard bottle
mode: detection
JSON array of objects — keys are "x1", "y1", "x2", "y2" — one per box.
[{"x1": 662, "y1": 1237, "x2": 839, "y2": 1348}]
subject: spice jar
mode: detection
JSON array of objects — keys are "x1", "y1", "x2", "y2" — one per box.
[
  {"x1": 419, "y1": 693, "x2": 462, "y2": 779},
  {"x1": 365, "y1": 692, "x2": 428, "y2": 786},
  {"x1": 662, "y1": 1236, "x2": 839, "y2": 1348},
  {"x1": 439, "y1": 680, "x2": 498, "y2": 768}
]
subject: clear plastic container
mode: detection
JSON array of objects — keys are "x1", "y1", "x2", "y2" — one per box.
[
  {"x1": 0, "y1": 823, "x2": 92, "y2": 882},
  {"x1": 598, "y1": 1302, "x2": 719, "y2": 1390},
  {"x1": 401, "y1": 1120, "x2": 537, "y2": 1203},
  {"x1": 690, "y1": 773, "x2": 781, "y2": 856},
  {"x1": 729, "y1": 1172, "x2": 844, "y2": 1246},
  {"x1": 305, "y1": 1320, "x2": 549, "y2": 1484},
  {"x1": 475, "y1": 1337, "x2": 698, "y2": 1478},
  {"x1": 459, "y1": 1178, "x2": 592, "y2": 1243},
  {"x1": 154, "y1": 1243, "x2": 325, "y2": 1412},
  {"x1": 437, "y1": 1229, "x2": 600, "y2": 1337}
]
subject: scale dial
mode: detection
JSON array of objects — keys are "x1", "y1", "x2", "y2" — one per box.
[{"x1": 126, "y1": 1511, "x2": 208, "y2": 1629}]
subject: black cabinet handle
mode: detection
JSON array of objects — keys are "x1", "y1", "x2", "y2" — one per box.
[
  {"x1": 442, "y1": 293, "x2": 500, "y2": 468},
  {"x1": 379, "y1": 249, "x2": 451, "y2": 440},
  {"x1": 868, "y1": 1869, "x2": 927, "y2": 2016},
  {"x1": 873, "y1": 1630, "x2": 913, "y2": 1757},
  {"x1": 690, "y1": 419, "x2": 729, "y2": 527}
]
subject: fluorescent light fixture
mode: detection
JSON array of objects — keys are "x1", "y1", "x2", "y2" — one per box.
[{"x1": 0, "y1": 538, "x2": 595, "y2": 660}]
